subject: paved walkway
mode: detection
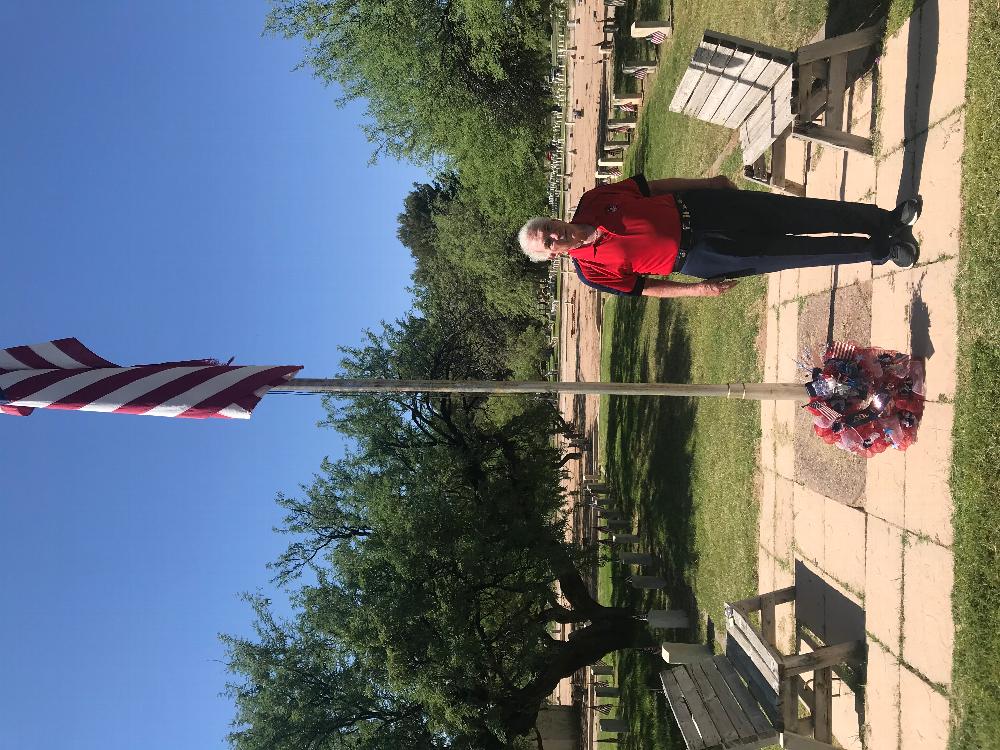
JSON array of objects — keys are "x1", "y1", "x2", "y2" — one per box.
[{"x1": 758, "y1": 2, "x2": 968, "y2": 748}]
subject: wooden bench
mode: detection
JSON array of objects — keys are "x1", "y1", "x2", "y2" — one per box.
[
  {"x1": 659, "y1": 586, "x2": 866, "y2": 750},
  {"x1": 669, "y1": 27, "x2": 881, "y2": 195}
]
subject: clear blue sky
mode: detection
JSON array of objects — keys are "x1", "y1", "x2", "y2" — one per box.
[{"x1": 0, "y1": 2, "x2": 427, "y2": 748}]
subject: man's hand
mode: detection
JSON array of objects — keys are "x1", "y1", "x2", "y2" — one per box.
[
  {"x1": 697, "y1": 279, "x2": 739, "y2": 296},
  {"x1": 709, "y1": 174, "x2": 738, "y2": 190}
]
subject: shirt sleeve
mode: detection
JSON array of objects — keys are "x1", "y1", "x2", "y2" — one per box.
[{"x1": 572, "y1": 258, "x2": 645, "y2": 296}]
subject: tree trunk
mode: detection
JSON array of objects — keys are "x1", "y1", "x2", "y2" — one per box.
[{"x1": 503, "y1": 613, "x2": 648, "y2": 735}]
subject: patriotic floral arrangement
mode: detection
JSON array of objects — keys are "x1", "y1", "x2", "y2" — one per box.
[{"x1": 802, "y1": 341, "x2": 925, "y2": 458}]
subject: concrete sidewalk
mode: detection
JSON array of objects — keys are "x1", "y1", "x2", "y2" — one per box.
[{"x1": 757, "y1": 2, "x2": 967, "y2": 748}]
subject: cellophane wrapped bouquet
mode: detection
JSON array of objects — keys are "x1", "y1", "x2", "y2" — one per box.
[{"x1": 802, "y1": 341, "x2": 925, "y2": 458}]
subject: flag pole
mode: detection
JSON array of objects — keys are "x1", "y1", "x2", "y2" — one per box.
[{"x1": 272, "y1": 378, "x2": 807, "y2": 401}]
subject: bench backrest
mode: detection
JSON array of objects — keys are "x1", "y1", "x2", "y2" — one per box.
[
  {"x1": 660, "y1": 656, "x2": 777, "y2": 750},
  {"x1": 669, "y1": 30, "x2": 793, "y2": 130}
]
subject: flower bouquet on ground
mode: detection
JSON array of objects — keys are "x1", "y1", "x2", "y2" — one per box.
[{"x1": 802, "y1": 341, "x2": 925, "y2": 458}]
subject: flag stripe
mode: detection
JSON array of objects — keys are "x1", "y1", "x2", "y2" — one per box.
[
  {"x1": 4, "y1": 345, "x2": 60, "y2": 370},
  {"x1": 5, "y1": 369, "x2": 136, "y2": 409},
  {"x1": 181, "y1": 366, "x2": 299, "y2": 419},
  {"x1": 51, "y1": 338, "x2": 118, "y2": 368},
  {"x1": 0, "y1": 349, "x2": 30, "y2": 371},
  {"x1": 114, "y1": 366, "x2": 245, "y2": 415},
  {"x1": 29, "y1": 341, "x2": 93, "y2": 370},
  {"x1": 138, "y1": 366, "x2": 286, "y2": 418},
  {"x1": 49, "y1": 365, "x2": 201, "y2": 411},
  {"x1": 3, "y1": 367, "x2": 122, "y2": 403},
  {"x1": 0, "y1": 368, "x2": 60, "y2": 393}
]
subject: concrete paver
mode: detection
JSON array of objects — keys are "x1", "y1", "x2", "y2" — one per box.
[
  {"x1": 775, "y1": 305, "x2": 799, "y2": 381},
  {"x1": 778, "y1": 269, "x2": 800, "y2": 304},
  {"x1": 864, "y1": 516, "x2": 904, "y2": 650},
  {"x1": 899, "y1": 667, "x2": 951, "y2": 750},
  {"x1": 797, "y1": 267, "x2": 834, "y2": 298},
  {"x1": 877, "y1": 14, "x2": 917, "y2": 153},
  {"x1": 873, "y1": 146, "x2": 908, "y2": 278},
  {"x1": 774, "y1": 475, "x2": 795, "y2": 567},
  {"x1": 903, "y1": 402, "x2": 954, "y2": 546},
  {"x1": 823, "y1": 498, "x2": 866, "y2": 594},
  {"x1": 869, "y1": 272, "x2": 912, "y2": 355},
  {"x1": 912, "y1": 112, "x2": 965, "y2": 264},
  {"x1": 865, "y1": 446, "x2": 907, "y2": 527},
  {"x1": 902, "y1": 537, "x2": 954, "y2": 687},
  {"x1": 760, "y1": 397, "x2": 776, "y2": 470},
  {"x1": 759, "y1": 468, "x2": 777, "y2": 554},
  {"x1": 831, "y1": 683, "x2": 864, "y2": 750},
  {"x1": 764, "y1": 305, "x2": 779, "y2": 381},
  {"x1": 793, "y1": 483, "x2": 826, "y2": 567},
  {"x1": 835, "y1": 259, "x2": 873, "y2": 289},
  {"x1": 917, "y1": 0, "x2": 970, "y2": 127},
  {"x1": 774, "y1": 400, "x2": 797, "y2": 479},
  {"x1": 909, "y1": 259, "x2": 958, "y2": 400},
  {"x1": 865, "y1": 641, "x2": 902, "y2": 750},
  {"x1": 841, "y1": 152, "x2": 877, "y2": 204}
]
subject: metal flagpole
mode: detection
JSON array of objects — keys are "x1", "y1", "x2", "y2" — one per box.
[{"x1": 271, "y1": 378, "x2": 807, "y2": 401}]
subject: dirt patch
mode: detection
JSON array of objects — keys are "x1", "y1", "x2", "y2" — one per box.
[{"x1": 793, "y1": 281, "x2": 873, "y2": 506}]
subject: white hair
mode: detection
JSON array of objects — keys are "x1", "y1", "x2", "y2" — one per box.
[{"x1": 518, "y1": 216, "x2": 551, "y2": 262}]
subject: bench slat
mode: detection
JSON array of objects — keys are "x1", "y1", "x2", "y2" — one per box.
[
  {"x1": 724, "y1": 610, "x2": 779, "y2": 690},
  {"x1": 669, "y1": 41, "x2": 719, "y2": 113},
  {"x1": 700, "y1": 657, "x2": 760, "y2": 740},
  {"x1": 704, "y1": 29, "x2": 795, "y2": 64},
  {"x1": 683, "y1": 44, "x2": 737, "y2": 118},
  {"x1": 724, "y1": 57, "x2": 790, "y2": 129},
  {"x1": 674, "y1": 665, "x2": 724, "y2": 748},
  {"x1": 709, "y1": 52, "x2": 773, "y2": 126},
  {"x1": 740, "y1": 65, "x2": 795, "y2": 164},
  {"x1": 714, "y1": 656, "x2": 776, "y2": 737},
  {"x1": 689, "y1": 661, "x2": 741, "y2": 744},
  {"x1": 696, "y1": 46, "x2": 754, "y2": 122},
  {"x1": 660, "y1": 669, "x2": 709, "y2": 750},
  {"x1": 725, "y1": 636, "x2": 780, "y2": 727}
]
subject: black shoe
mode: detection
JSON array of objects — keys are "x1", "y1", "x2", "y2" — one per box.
[
  {"x1": 888, "y1": 237, "x2": 920, "y2": 268},
  {"x1": 892, "y1": 196, "x2": 923, "y2": 229}
]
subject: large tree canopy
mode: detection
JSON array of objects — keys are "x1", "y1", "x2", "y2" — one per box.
[
  {"x1": 266, "y1": 0, "x2": 553, "y2": 223},
  {"x1": 224, "y1": 324, "x2": 649, "y2": 749}
]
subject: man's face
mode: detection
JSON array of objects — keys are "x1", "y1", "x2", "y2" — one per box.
[{"x1": 535, "y1": 219, "x2": 588, "y2": 258}]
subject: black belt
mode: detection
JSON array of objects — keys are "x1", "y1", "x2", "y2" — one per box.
[{"x1": 673, "y1": 193, "x2": 694, "y2": 271}]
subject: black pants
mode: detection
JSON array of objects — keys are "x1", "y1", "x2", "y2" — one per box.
[{"x1": 676, "y1": 190, "x2": 894, "y2": 279}]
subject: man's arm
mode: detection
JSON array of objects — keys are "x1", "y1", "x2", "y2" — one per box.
[
  {"x1": 646, "y1": 175, "x2": 737, "y2": 195},
  {"x1": 640, "y1": 278, "x2": 739, "y2": 298}
]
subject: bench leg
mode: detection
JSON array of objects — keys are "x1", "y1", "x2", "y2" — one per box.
[
  {"x1": 792, "y1": 122, "x2": 873, "y2": 155},
  {"x1": 812, "y1": 667, "x2": 833, "y2": 743}
]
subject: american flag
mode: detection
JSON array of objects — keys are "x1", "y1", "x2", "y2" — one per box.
[
  {"x1": 631, "y1": 67, "x2": 649, "y2": 80},
  {"x1": 0, "y1": 338, "x2": 301, "y2": 420},
  {"x1": 646, "y1": 31, "x2": 667, "y2": 45}
]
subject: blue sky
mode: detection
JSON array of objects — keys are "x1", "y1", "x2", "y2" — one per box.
[{"x1": 0, "y1": 2, "x2": 427, "y2": 748}]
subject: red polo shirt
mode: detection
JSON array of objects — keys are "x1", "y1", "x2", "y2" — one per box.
[{"x1": 569, "y1": 174, "x2": 682, "y2": 295}]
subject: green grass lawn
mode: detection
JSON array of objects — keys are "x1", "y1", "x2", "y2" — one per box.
[{"x1": 949, "y1": 0, "x2": 1000, "y2": 745}]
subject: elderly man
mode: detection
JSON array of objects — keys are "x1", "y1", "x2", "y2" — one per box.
[{"x1": 518, "y1": 174, "x2": 921, "y2": 297}]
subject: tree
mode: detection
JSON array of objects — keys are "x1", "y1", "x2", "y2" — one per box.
[
  {"x1": 265, "y1": 0, "x2": 553, "y2": 221},
  {"x1": 225, "y1": 325, "x2": 651, "y2": 748}
]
